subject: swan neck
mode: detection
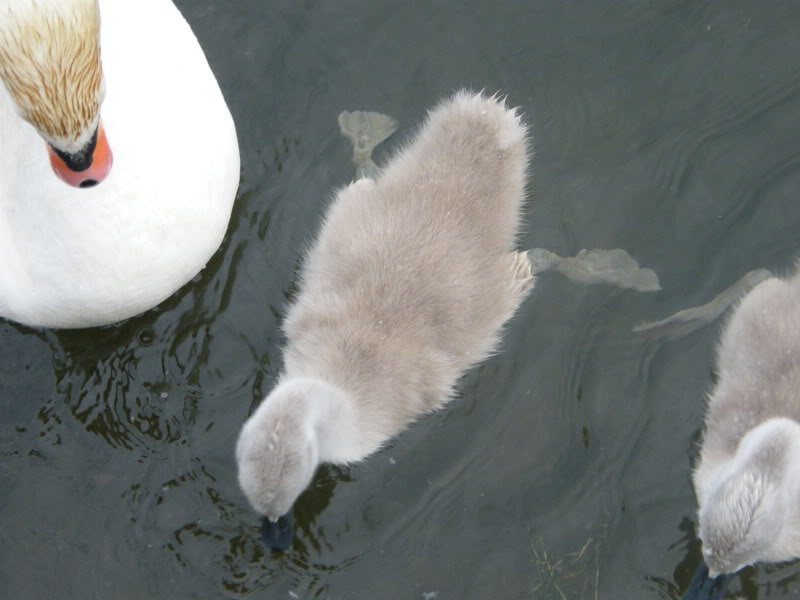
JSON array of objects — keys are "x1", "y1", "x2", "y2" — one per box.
[
  {"x1": 735, "y1": 418, "x2": 800, "y2": 520},
  {"x1": 278, "y1": 377, "x2": 359, "y2": 463}
]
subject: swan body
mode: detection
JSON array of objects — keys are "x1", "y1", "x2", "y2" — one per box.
[
  {"x1": 693, "y1": 268, "x2": 800, "y2": 577},
  {"x1": 237, "y1": 92, "x2": 533, "y2": 522},
  {"x1": 0, "y1": 0, "x2": 239, "y2": 328}
]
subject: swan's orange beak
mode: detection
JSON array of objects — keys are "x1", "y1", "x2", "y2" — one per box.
[{"x1": 47, "y1": 122, "x2": 113, "y2": 188}]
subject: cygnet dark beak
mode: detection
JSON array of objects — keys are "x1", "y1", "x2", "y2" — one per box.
[
  {"x1": 682, "y1": 560, "x2": 731, "y2": 600},
  {"x1": 261, "y1": 511, "x2": 294, "y2": 551}
]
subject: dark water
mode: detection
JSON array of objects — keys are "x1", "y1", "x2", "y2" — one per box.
[{"x1": 2, "y1": 1, "x2": 800, "y2": 598}]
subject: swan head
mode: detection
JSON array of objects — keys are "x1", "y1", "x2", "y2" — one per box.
[
  {"x1": 236, "y1": 379, "x2": 325, "y2": 522},
  {"x1": 0, "y1": 0, "x2": 113, "y2": 187},
  {"x1": 697, "y1": 418, "x2": 800, "y2": 577}
]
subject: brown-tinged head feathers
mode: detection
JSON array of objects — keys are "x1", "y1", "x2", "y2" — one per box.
[{"x1": 0, "y1": 0, "x2": 104, "y2": 152}]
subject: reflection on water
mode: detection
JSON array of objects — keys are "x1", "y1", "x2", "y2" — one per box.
[
  {"x1": 3, "y1": 0, "x2": 800, "y2": 597},
  {"x1": 648, "y1": 517, "x2": 703, "y2": 599},
  {"x1": 42, "y1": 185, "x2": 254, "y2": 454},
  {"x1": 0, "y1": 177, "x2": 357, "y2": 597}
]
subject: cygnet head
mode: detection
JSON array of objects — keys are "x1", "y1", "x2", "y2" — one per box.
[
  {"x1": 236, "y1": 379, "x2": 325, "y2": 522},
  {"x1": 698, "y1": 471, "x2": 784, "y2": 577},
  {"x1": 697, "y1": 418, "x2": 800, "y2": 577}
]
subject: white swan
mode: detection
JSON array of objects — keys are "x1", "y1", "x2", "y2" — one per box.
[
  {"x1": 237, "y1": 92, "x2": 533, "y2": 527},
  {"x1": 0, "y1": 0, "x2": 239, "y2": 328},
  {"x1": 692, "y1": 266, "x2": 800, "y2": 579}
]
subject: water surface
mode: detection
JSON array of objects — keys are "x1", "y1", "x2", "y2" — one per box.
[{"x1": 3, "y1": 0, "x2": 800, "y2": 598}]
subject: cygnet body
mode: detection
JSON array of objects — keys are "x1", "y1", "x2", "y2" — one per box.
[
  {"x1": 692, "y1": 266, "x2": 800, "y2": 585},
  {"x1": 237, "y1": 91, "x2": 533, "y2": 523}
]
